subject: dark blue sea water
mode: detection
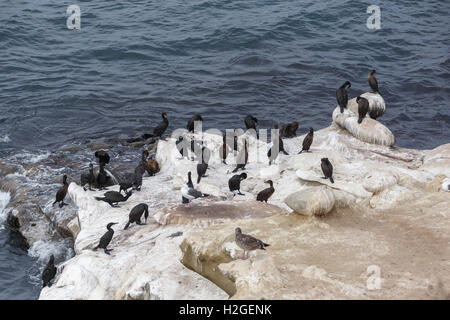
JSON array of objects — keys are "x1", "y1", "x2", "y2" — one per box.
[{"x1": 0, "y1": 0, "x2": 449, "y2": 299}]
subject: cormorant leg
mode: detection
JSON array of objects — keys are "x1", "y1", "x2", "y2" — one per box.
[
  {"x1": 59, "y1": 202, "x2": 63, "y2": 208},
  {"x1": 104, "y1": 248, "x2": 113, "y2": 255},
  {"x1": 238, "y1": 191, "x2": 244, "y2": 195}
]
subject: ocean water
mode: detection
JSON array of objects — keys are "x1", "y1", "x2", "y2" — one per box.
[{"x1": 0, "y1": 0, "x2": 449, "y2": 299}]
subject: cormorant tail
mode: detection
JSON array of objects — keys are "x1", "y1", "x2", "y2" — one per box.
[
  {"x1": 197, "y1": 175, "x2": 201, "y2": 184},
  {"x1": 358, "y1": 117, "x2": 363, "y2": 124},
  {"x1": 329, "y1": 177, "x2": 334, "y2": 184},
  {"x1": 95, "y1": 197, "x2": 104, "y2": 201},
  {"x1": 124, "y1": 222, "x2": 130, "y2": 230}
]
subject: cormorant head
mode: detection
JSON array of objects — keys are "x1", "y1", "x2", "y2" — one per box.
[
  {"x1": 49, "y1": 255, "x2": 55, "y2": 264},
  {"x1": 194, "y1": 114, "x2": 203, "y2": 121},
  {"x1": 107, "y1": 222, "x2": 118, "y2": 229},
  {"x1": 309, "y1": 127, "x2": 314, "y2": 133},
  {"x1": 356, "y1": 96, "x2": 361, "y2": 103},
  {"x1": 62, "y1": 175, "x2": 67, "y2": 183},
  {"x1": 240, "y1": 172, "x2": 247, "y2": 180},
  {"x1": 345, "y1": 81, "x2": 351, "y2": 88},
  {"x1": 89, "y1": 163, "x2": 94, "y2": 170},
  {"x1": 321, "y1": 158, "x2": 328, "y2": 162},
  {"x1": 235, "y1": 227, "x2": 242, "y2": 235},
  {"x1": 142, "y1": 150, "x2": 149, "y2": 160},
  {"x1": 94, "y1": 151, "x2": 99, "y2": 157},
  {"x1": 370, "y1": 70, "x2": 376, "y2": 76},
  {"x1": 126, "y1": 190, "x2": 133, "y2": 197},
  {"x1": 162, "y1": 112, "x2": 168, "y2": 119},
  {"x1": 293, "y1": 121, "x2": 299, "y2": 127},
  {"x1": 265, "y1": 180, "x2": 273, "y2": 187}
]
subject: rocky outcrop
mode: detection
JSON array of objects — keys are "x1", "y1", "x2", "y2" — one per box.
[
  {"x1": 38, "y1": 121, "x2": 450, "y2": 300},
  {"x1": 332, "y1": 92, "x2": 394, "y2": 146}
]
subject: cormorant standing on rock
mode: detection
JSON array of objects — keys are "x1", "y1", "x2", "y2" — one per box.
[
  {"x1": 280, "y1": 122, "x2": 299, "y2": 138},
  {"x1": 81, "y1": 163, "x2": 95, "y2": 191},
  {"x1": 197, "y1": 162, "x2": 208, "y2": 184},
  {"x1": 256, "y1": 180, "x2": 275, "y2": 203},
  {"x1": 336, "y1": 81, "x2": 351, "y2": 113},
  {"x1": 245, "y1": 115, "x2": 258, "y2": 131},
  {"x1": 235, "y1": 227, "x2": 270, "y2": 260},
  {"x1": 97, "y1": 163, "x2": 109, "y2": 190},
  {"x1": 299, "y1": 128, "x2": 314, "y2": 154},
  {"x1": 181, "y1": 172, "x2": 209, "y2": 204},
  {"x1": 245, "y1": 115, "x2": 259, "y2": 138},
  {"x1": 94, "y1": 222, "x2": 117, "y2": 255},
  {"x1": 232, "y1": 140, "x2": 248, "y2": 173},
  {"x1": 95, "y1": 190, "x2": 132, "y2": 207},
  {"x1": 228, "y1": 173, "x2": 247, "y2": 196},
  {"x1": 95, "y1": 150, "x2": 110, "y2": 166},
  {"x1": 368, "y1": 70, "x2": 380, "y2": 94},
  {"x1": 133, "y1": 163, "x2": 145, "y2": 191},
  {"x1": 124, "y1": 203, "x2": 149, "y2": 230},
  {"x1": 196, "y1": 146, "x2": 210, "y2": 183},
  {"x1": 143, "y1": 112, "x2": 169, "y2": 139},
  {"x1": 53, "y1": 175, "x2": 69, "y2": 208},
  {"x1": 119, "y1": 181, "x2": 133, "y2": 194},
  {"x1": 42, "y1": 255, "x2": 57, "y2": 288},
  {"x1": 176, "y1": 136, "x2": 189, "y2": 159},
  {"x1": 187, "y1": 114, "x2": 203, "y2": 132},
  {"x1": 357, "y1": 96, "x2": 369, "y2": 124},
  {"x1": 321, "y1": 158, "x2": 334, "y2": 183},
  {"x1": 268, "y1": 136, "x2": 288, "y2": 165}
]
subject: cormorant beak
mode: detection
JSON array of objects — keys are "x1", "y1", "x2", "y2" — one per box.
[{"x1": 440, "y1": 181, "x2": 443, "y2": 184}]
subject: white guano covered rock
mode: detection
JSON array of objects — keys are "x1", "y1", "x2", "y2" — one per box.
[
  {"x1": 332, "y1": 92, "x2": 394, "y2": 146},
  {"x1": 284, "y1": 186, "x2": 335, "y2": 216}
]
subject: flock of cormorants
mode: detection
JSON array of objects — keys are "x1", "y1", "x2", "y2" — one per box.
[{"x1": 42, "y1": 70, "x2": 381, "y2": 287}]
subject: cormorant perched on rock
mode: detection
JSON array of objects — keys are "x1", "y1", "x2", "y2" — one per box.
[
  {"x1": 53, "y1": 175, "x2": 69, "y2": 208},
  {"x1": 368, "y1": 70, "x2": 380, "y2": 94},
  {"x1": 119, "y1": 180, "x2": 133, "y2": 194},
  {"x1": 268, "y1": 136, "x2": 288, "y2": 165},
  {"x1": 97, "y1": 163, "x2": 109, "y2": 190},
  {"x1": 95, "y1": 190, "x2": 132, "y2": 207},
  {"x1": 357, "y1": 96, "x2": 370, "y2": 124},
  {"x1": 228, "y1": 173, "x2": 247, "y2": 196},
  {"x1": 124, "y1": 203, "x2": 149, "y2": 230},
  {"x1": 280, "y1": 122, "x2": 299, "y2": 138},
  {"x1": 143, "y1": 112, "x2": 169, "y2": 139},
  {"x1": 256, "y1": 180, "x2": 275, "y2": 203},
  {"x1": 232, "y1": 140, "x2": 248, "y2": 173},
  {"x1": 133, "y1": 164, "x2": 145, "y2": 191},
  {"x1": 220, "y1": 133, "x2": 238, "y2": 164},
  {"x1": 336, "y1": 81, "x2": 351, "y2": 113},
  {"x1": 244, "y1": 115, "x2": 258, "y2": 131},
  {"x1": 176, "y1": 136, "x2": 190, "y2": 159},
  {"x1": 187, "y1": 114, "x2": 203, "y2": 132},
  {"x1": 81, "y1": 163, "x2": 95, "y2": 191},
  {"x1": 321, "y1": 158, "x2": 334, "y2": 183},
  {"x1": 197, "y1": 162, "x2": 208, "y2": 184},
  {"x1": 42, "y1": 255, "x2": 57, "y2": 288},
  {"x1": 299, "y1": 127, "x2": 314, "y2": 154},
  {"x1": 181, "y1": 172, "x2": 208, "y2": 203},
  {"x1": 94, "y1": 222, "x2": 118, "y2": 255},
  {"x1": 235, "y1": 227, "x2": 270, "y2": 260},
  {"x1": 95, "y1": 150, "x2": 110, "y2": 166}
]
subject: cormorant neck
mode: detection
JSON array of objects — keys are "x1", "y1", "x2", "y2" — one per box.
[{"x1": 187, "y1": 175, "x2": 194, "y2": 188}]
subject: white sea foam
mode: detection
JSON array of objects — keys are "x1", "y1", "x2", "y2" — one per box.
[
  {"x1": 0, "y1": 190, "x2": 11, "y2": 229},
  {"x1": 28, "y1": 239, "x2": 74, "y2": 263},
  {"x1": 0, "y1": 135, "x2": 10, "y2": 143}
]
